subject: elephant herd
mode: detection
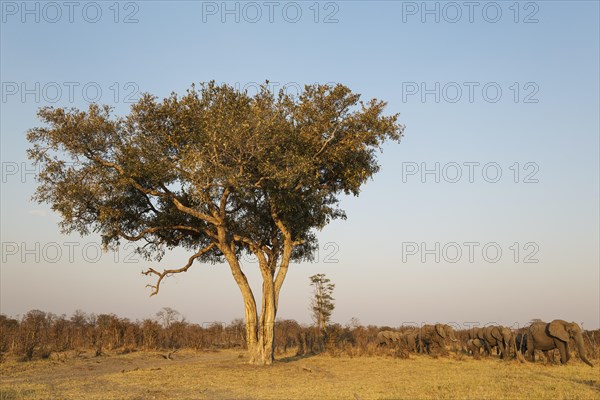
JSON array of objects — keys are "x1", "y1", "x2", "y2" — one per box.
[
  {"x1": 377, "y1": 320, "x2": 594, "y2": 367},
  {"x1": 377, "y1": 323, "x2": 458, "y2": 356}
]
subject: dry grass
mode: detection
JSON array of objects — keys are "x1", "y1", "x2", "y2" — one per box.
[{"x1": 1, "y1": 349, "x2": 598, "y2": 399}]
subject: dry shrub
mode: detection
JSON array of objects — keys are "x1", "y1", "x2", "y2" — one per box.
[{"x1": 393, "y1": 348, "x2": 410, "y2": 359}]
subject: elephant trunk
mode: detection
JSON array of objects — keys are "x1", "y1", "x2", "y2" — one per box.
[
  {"x1": 575, "y1": 334, "x2": 594, "y2": 367},
  {"x1": 448, "y1": 330, "x2": 458, "y2": 342},
  {"x1": 506, "y1": 336, "x2": 513, "y2": 356},
  {"x1": 510, "y1": 334, "x2": 519, "y2": 359}
]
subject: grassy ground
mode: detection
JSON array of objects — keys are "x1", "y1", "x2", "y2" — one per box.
[{"x1": 0, "y1": 349, "x2": 598, "y2": 400}]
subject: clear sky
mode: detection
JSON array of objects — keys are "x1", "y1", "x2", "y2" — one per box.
[{"x1": 1, "y1": 1, "x2": 599, "y2": 329}]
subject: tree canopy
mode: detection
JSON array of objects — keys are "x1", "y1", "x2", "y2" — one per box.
[{"x1": 27, "y1": 81, "x2": 404, "y2": 364}]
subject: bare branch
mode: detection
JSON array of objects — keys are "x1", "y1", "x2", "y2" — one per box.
[
  {"x1": 312, "y1": 123, "x2": 341, "y2": 160},
  {"x1": 142, "y1": 243, "x2": 215, "y2": 296}
]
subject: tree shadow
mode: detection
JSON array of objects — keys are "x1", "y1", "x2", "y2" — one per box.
[
  {"x1": 571, "y1": 379, "x2": 600, "y2": 392},
  {"x1": 276, "y1": 352, "x2": 319, "y2": 363},
  {"x1": 537, "y1": 370, "x2": 600, "y2": 393}
]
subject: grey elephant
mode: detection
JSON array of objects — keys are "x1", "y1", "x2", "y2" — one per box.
[
  {"x1": 473, "y1": 326, "x2": 513, "y2": 359},
  {"x1": 467, "y1": 338, "x2": 491, "y2": 359},
  {"x1": 467, "y1": 327, "x2": 486, "y2": 342},
  {"x1": 417, "y1": 324, "x2": 458, "y2": 355},
  {"x1": 376, "y1": 330, "x2": 402, "y2": 347},
  {"x1": 516, "y1": 332, "x2": 558, "y2": 363},
  {"x1": 526, "y1": 320, "x2": 593, "y2": 367},
  {"x1": 401, "y1": 330, "x2": 419, "y2": 353}
]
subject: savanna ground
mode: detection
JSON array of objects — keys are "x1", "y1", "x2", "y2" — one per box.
[{"x1": 1, "y1": 349, "x2": 598, "y2": 400}]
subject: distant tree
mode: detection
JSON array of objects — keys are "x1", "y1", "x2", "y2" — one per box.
[
  {"x1": 19, "y1": 310, "x2": 50, "y2": 360},
  {"x1": 0, "y1": 314, "x2": 19, "y2": 360},
  {"x1": 27, "y1": 81, "x2": 403, "y2": 364},
  {"x1": 156, "y1": 307, "x2": 182, "y2": 329},
  {"x1": 347, "y1": 317, "x2": 361, "y2": 329},
  {"x1": 310, "y1": 273, "x2": 335, "y2": 333},
  {"x1": 70, "y1": 309, "x2": 87, "y2": 326}
]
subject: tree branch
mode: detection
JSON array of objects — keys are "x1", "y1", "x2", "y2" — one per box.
[
  {"x1": 142, "y1": 243, "x2": 215, "y2": 296},
  {"x1": 219, "y1": 186, "x2": 231, "y2": 218},
  {"x1": 90, "y1": 155, "x2": 165, "y2": 197},
  {"x1": 171, "y1": 197, "x2": 220, "y2": 226},
  {"x1": 90, "y1": 153, "x2": 221, "y2": 227},
  {"x1": 312, "y1": 122, "x2": 342, "y2": 160},
  {"x1": 117, "y1": 225, "x2": 202, "y2": 241},
  {"x1": 274, "y1": 237, "x2": 293, "y2": 307},
  {"x1": 269, "y1": 200, "x2": 295, "y2": 305}
]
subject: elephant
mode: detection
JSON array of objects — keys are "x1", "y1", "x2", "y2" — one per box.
[
  {"x1": 526, "y1": 320, "x2": 593, "y2": 367},
  {"x1": 377, "y1": 330, "x2": 419, "y2": 352},
  {"x1": 472, "y1": 326, "x2": 513, "y2": 359},
  {"x1": 376, "y1": 330, "x2": 402, "y2": 347},
  {"x1": 417, "y1": 324, "x2": 458, "y2": 355},
  {"x1": 467, "y1": 338, "x2": 491, "y2": 360},
  {"x1": 401, "y1": 330, "x2": 419, "y2": 353},
  {"x1": 467, "y1": 327, "x2": 486, "y2": 342},
  {"x1": 516, "y1": 332, "x2": 557, "y2": 363}
]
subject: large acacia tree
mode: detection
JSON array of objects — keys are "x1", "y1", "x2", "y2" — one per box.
[{"x1": 27, "y1": 82, "x2": 403, "y2": 365}]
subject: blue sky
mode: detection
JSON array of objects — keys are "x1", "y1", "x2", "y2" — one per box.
[{"x1": 1, "y1": 1, "x2": 599, "y2": 329}]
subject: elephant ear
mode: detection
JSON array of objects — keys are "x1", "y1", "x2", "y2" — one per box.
[
  {"x1": 476, "y1": 328, "x2": 485, "y2": 340},
  {"x1": 568, "y1": 322, "x2": 581, "y2": 335},
  {"x1": 491, "y1": 327, "x2": 503, "y2": 341},
  {"x1": 548, "y1": 321, "x2": 569, "y2": 342},
  {"x1": 435, "y1": 324, "x2": 446, "y2": 338}
]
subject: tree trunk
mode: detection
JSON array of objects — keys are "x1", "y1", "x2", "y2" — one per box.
[
  {"x1": 248, "y1": 315, "x2": 275, "y2": 365},
  {"x1": 247, "y1": 236, "x2": 293, "y2": 365},
  {"x1": 218, "y1": 227, "x2": 293, "y2": 366},
  {"x1": 219, "y1": 241, "x2": 261, "y2": 362},
  {"x1": 248, "y1": 265, "x2": 277, "y2": 365}
]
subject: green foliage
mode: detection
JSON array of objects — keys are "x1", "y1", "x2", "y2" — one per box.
[
  {"x1": 310, "y1": 273, "x2": 335, "y2": 332},
  {"x1": 27, "y1": 81, "x2": 403, "y2": 276}
]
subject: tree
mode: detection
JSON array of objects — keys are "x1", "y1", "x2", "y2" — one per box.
[
  {"x1": 309, "y1": 273, "x2": 335, "y2": 334},
  {"x1": 156, "y1": 307, "x2": 182, "y2": 329},
  {"x1": 27, "y1": 81, "x2": 403, "y2": 365}
]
